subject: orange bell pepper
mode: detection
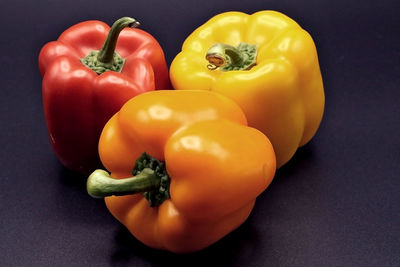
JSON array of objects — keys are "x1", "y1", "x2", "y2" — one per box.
[{"x1": 87, "y1": 90, "x2": 276, "y2": 253}]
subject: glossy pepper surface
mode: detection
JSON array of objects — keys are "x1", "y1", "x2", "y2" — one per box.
[
  {"x1": 87, "y1": 90, "x2": 276, "y2": 253},
  {"x1": 170, "y1": 11, "x2": 325, "y2": 168},
  {"x1": 39, "y1": 17, "x2": 170, "y2": 173}
]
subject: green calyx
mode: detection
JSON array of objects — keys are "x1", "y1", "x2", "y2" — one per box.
[
  {"x1": 86, "y1": 153, "x2": 170, "y2": 207},
  {"x1": 132, "y1": 153, "x2": 170, "y2": 207},
  {"x1": 206, "y1": 43, "x2": 257, "y2": 71},
  {"x1": 81, "y1": 50, "x2": 125, "y2": 74},
  {"x1": 80, "y1": 17, "x2": 140, "y2": 75}
]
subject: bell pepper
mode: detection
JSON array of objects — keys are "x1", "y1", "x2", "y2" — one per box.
[
  {"x1": 39, "y1": 17, "x2": 170, "y2": 174},
  {"x1": 170, "y1": 10, "x2": 325, "y2": 168},
  {"x1": 86, "y1": 90, "x2": 276, "y2": 253}
]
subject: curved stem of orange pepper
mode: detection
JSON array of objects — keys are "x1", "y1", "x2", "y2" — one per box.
[
  {"x1": 87, "y1": 168, "x2": 159, "y2": 198},
  {"x1": 88, "y1": 153, "x2": 170, "y2": 206}
]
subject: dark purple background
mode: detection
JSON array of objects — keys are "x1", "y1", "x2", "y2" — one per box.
[{"x1": 1, "y1": 0, "x2": 399, "y2": 266}]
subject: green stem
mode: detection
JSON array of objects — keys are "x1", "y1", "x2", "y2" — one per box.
[
  {"x1": 205, "y1": 43, "x2": 257, "y2": 71},
  {"x1": 206, "y1": 44, "x2": 244, "y2": 67},
  {"x1": 87, "y1": 153, "x2": 171, "y2": 207},
  {"x1": 97, "y1": 17, "x2": 140, "y2": 64},
  {"x1": 80, "y1": 17, "x2": 140, "y2": 75},
  {"x1": 87, "y1": 168, "x2": 159, "y2": 198}
]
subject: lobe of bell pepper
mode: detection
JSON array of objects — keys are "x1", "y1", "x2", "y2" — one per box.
[
  {"x1": 38, "y1": 17, "x2": 170, "y2": 174},
  {"x1": 88, "y1": 90, "x2": 276, "y2": 253},
  {"x1": 170, "y1": 10, "x2": 325, "y2": 168}
]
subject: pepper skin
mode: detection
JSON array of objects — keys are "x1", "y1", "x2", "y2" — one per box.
[
  {"x1": 39, "y1": 17, "x2": 170, "y2": 174},
  {"x1": 170, "y1": 11, "x2": 325, "y2": 168},
  {"x1": 87, "y1": 90, "x2": 276, "y2": 253}
]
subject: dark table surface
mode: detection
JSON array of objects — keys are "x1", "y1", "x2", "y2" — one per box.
[{"x1": 1, "y1": 0, "x2": 399, "y2": 266}]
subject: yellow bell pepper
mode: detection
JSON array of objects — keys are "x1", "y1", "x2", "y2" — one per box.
[{"x1": 170, "y1": 10, "x2": 325, "y2": 167}]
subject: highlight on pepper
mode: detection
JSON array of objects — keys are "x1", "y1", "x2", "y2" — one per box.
[
  {"x1": 87, "y1": 90, "x2": 276, "y2": 253},
  {"x1": 170, "y1": 10, "x2": 325, "y2": 168}
]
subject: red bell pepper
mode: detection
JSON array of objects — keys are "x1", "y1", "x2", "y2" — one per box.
[{"x1": 39, "y1": 17, "x2": 170, "y2": 174}]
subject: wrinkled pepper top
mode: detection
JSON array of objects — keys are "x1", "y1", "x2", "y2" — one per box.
[
  {"x1": 90, "y1": 90, "x2": 276, "y2": 253},
  {"x1": 170, "y1": 10, "x2": 325, "y2": 167},
  {"x1": 39, "y1": 18, "x2": 170, "y2": 90}
]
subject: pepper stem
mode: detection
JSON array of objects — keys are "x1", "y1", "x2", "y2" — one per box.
[
  {"x1": 87, "y1": 153, "x2": 170, "y2": 207},
  {"x1": 98, "y1": 17, "x2": 140, "y2": 63},
  {"x1": 80, "y1": 17, "x2": 140, "y2": 75},
  {"x1": 206, "y1": 43, "x2": 257, "y2": 71},
  {"x1": 87, "y1": 168, "x2": 159, "y2": 198}
]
